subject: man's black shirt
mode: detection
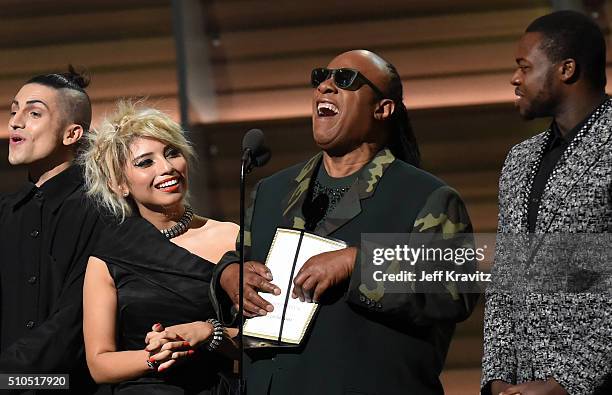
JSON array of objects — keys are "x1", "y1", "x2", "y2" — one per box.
[
  {"x1": 525, "y1": 97, "x2": 610, "y2": 233},
  {"x1": 0, "y1": 165, "x2": 102, "y2": 392},
  {"x1": 527, "y1": 122, "x2": 581, "y2": 232}
]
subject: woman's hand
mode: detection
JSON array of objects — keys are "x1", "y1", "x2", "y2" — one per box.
[
  {"x1": 147, "y1": 321, "x2": 214, "y2": 348},
  {"x1": 144, "y1": 322, "x2": 214, "y2": 371}
]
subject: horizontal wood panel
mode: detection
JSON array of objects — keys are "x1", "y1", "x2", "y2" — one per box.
[
  {"x1": 0, "y1": 37, "x2": 176, "y2": 78},
  {"x1": 206, "y1": 0, "x2": 547, "y2": 31},
  {"x1": 0, "y1": 66, "x2": 177, "y2": 102},
  {"x1": 2, "y1": 0, "x2": 169, "y2": 18},
  {"x1": 191, "y1": 71, "x2": 517, "y2": 123},
  {"x1": 1, "y1": 7, "x2": 173, "y2": 48},
  {"x1": 194, "y1": 66, "x2": 612, "y2": 123},
  {"x1": 87, "y1": 98, "x2": 180, "y2": 126},
  {"x1": 209, "y1": 8, "x2": 548, "y2": 61},
  {"x1": 212, "y1": 40, "x2": 518, "y2": 93},
  {"x1": 12, "y1": 66, "x2": 612, "y2": 128},
  {"x1": 198, "y1": 102, "x2": 544, "y2": 148}
]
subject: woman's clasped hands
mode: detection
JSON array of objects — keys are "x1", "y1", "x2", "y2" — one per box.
[{"x1": 144, "y1": 321, "x2": 214, "y2": 372}]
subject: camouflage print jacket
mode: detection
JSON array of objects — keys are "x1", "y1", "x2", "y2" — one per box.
[{"x1": 212, "y1": 148, "x2": 477, "y2": 395}]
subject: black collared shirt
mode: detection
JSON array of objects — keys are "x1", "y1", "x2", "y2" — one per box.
[
  {"x1": 527, "y1": 112, "x2": 591, "y2": 232},
  {"x1": 0, "y1": 165, "x2": 102, "y2": 391}
]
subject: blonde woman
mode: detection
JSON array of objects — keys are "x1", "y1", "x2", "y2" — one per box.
[{"x1": 80, "y1": 101, "x2": 238, "y2": 394}]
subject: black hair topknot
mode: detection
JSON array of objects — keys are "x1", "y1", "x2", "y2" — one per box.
[{"x1": 26, "y1": 65, "x2": 90, "y2": 92}]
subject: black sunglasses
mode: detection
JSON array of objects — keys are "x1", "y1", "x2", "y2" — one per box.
[{"x1": 311, "y1": 67, "x2": 385, "y2": 98}]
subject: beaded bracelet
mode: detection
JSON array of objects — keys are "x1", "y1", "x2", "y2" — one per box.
[{"x1": 206, "y1": 318, "x2": 224, "y2": 352}]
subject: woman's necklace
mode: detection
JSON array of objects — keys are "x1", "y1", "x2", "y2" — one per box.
[{"x1": 160, "y1": 205, "x2": 194, "y2": 239}]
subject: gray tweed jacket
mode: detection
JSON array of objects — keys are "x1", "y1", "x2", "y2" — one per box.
[{"x1": 481, "y1": 98, "x2": 612, "y2": 395}]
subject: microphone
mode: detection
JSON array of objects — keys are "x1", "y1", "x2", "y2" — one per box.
[
  {"x1": 237, "y1": 128, "x2": 270, "y2": 395},
  {"x1": 241, "y1": 129, "x2": 271, "y2": 172}
]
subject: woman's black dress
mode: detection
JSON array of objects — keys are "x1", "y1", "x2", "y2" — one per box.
[{"x1": 92, "y1": 216, "x2": 232, "y2": 394}]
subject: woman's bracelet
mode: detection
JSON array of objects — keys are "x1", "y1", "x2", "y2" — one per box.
[{"x1": 205, "y1": 318, "x2": 224, "y2": 352}]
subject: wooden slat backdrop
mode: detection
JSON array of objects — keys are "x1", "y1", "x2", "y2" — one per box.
[{"x1": 2, "y1": 1, "x2": 610, "y2": 393}]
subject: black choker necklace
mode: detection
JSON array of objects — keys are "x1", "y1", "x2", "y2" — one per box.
[{"x1": 160, "y1": 205, "x2": 194, "y2": 239}]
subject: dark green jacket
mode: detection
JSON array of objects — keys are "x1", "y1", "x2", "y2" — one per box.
[{"x1": 213, "y1": 148, "x2": 477, "y2": 395}]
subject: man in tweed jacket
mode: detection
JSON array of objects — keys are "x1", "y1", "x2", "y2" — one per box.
[{"x1": 481, "y1": 11, "x2": 611, "y2": 395}]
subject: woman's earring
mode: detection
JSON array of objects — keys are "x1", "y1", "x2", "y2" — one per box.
[{"x1": 122, "y1": 190, "x2": 129, "y2": 198}]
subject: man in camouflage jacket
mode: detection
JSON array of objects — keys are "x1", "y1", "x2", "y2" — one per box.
[{"x1": 213, "y1": 50, "x2": 477, "y2": 395}]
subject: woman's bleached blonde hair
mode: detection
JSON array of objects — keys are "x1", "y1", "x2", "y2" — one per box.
[{"x1": 80, "y1": 100, "x2": 195, "y2": 222}]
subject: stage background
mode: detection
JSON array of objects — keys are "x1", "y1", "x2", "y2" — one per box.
[{"x1": 1, "y1": 1, "x2": 611, "y2": 393}]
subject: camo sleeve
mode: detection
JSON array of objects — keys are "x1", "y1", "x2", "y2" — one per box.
[{"x1": 347, "y1": 185, "x2": 479, "y2": 327}]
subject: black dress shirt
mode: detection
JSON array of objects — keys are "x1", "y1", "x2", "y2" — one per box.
[
  {"x1": 526, "y1": 113, "x2": 594, "y2": 233},
  {"x1": 0, "y1": 165, "x2": 102, "y2": 393}
]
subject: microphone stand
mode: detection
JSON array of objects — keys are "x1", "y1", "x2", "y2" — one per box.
[{"x1": 237, "y1": 148, "x2": 252, "y2": 395}]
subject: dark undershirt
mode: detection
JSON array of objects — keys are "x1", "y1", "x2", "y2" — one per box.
[
  {"x1": 527, "y1": 100, "x2": 605, "y2": 232},
  {"x1": 311, "y1": 163, "x2": 358, "y2": 224}
]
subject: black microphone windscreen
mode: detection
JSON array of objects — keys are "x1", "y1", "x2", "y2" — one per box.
[
  {"x1": 254, "y1": 149, "x2": 271, "y2": 167},
  {"x1": 242, "y1": 129, "x2": 264, "y2": 153},
  {"x1": 303, "y1": 193, "x2": 329, "y2": 231}
]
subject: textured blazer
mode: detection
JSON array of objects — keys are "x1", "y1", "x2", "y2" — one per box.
[
  {"x1": 481, "y1": 99, "x2": 612, "y2": 395},
  {"x1": 213, "y1": 148, "x2": 478, "y2": 395}
]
